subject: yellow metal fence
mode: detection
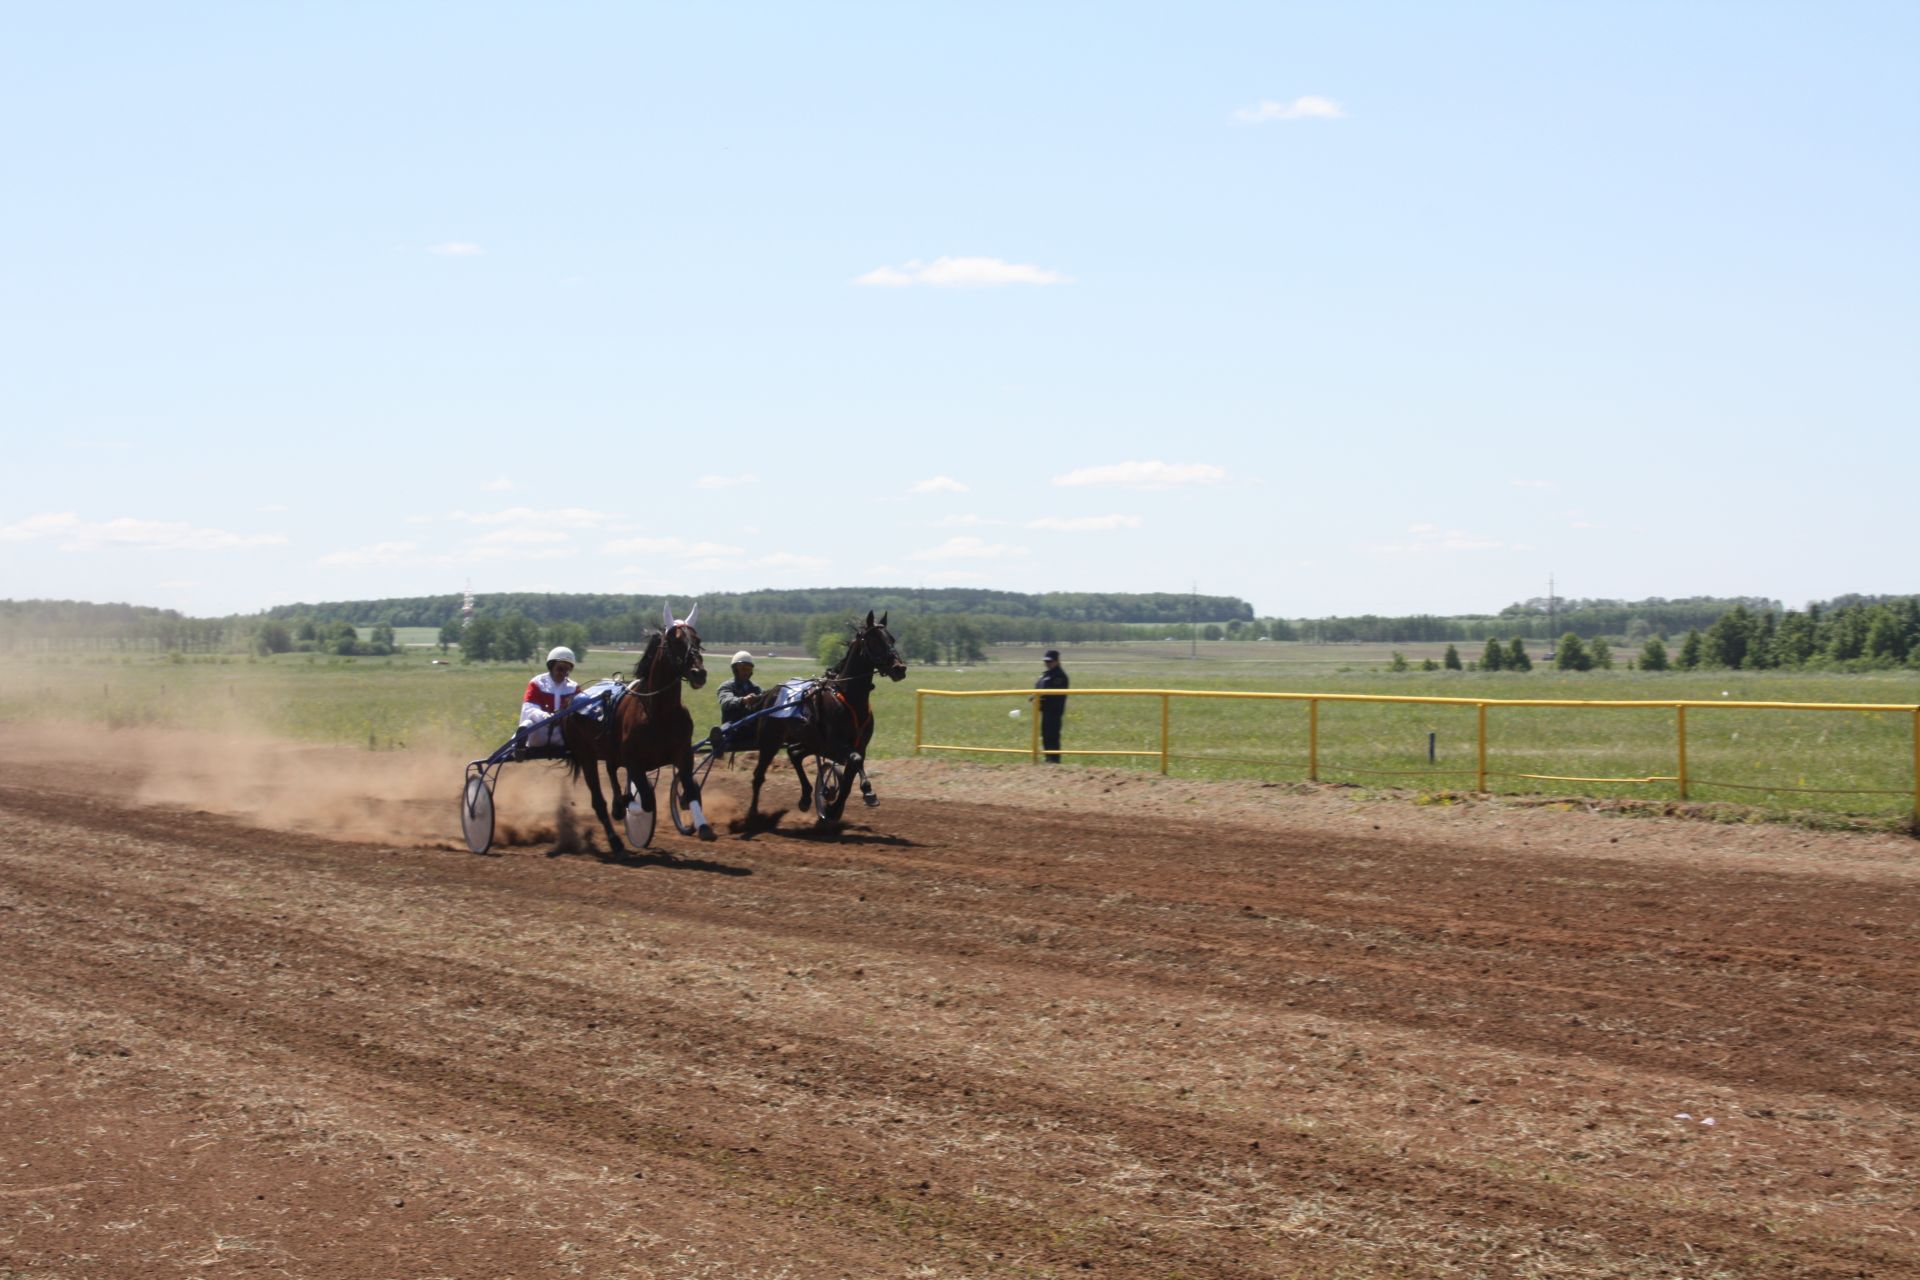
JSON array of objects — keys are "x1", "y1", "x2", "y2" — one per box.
[{"x1": 914, "y1": 688, "x2": 1920, "y2": 827}]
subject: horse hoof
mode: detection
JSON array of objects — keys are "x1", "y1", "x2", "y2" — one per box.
[
  {"x1": 863, "y1": 794, "x2": 879, "y2": 807},
  {"x1": 697, "y1": 824, "x2": 717, "y2": 842}
]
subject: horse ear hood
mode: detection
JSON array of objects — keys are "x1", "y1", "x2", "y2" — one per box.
[
  {"x1": 661, "y1": 601, "x2": 675, "y2": 633},
  {"x1": 685, "y1": 602, "x2": 700, "y2": 629}
]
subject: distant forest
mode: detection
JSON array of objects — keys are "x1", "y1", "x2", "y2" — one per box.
[
  {"x1": 4, "y1": 591, "x2": 1918, "y2": 671},
  {"x1": 259, "y1": 588, "x2": 1257, "y2": 630}
]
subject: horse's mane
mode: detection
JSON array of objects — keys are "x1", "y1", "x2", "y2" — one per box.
[{"x1": 630, "y1": 631, "x2": 663, "y2": 684}]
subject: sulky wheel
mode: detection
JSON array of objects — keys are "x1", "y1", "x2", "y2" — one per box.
[
  {"x1": 624, "y1": 776, "x2": 656, "y2": 849},
  {"x1": 460, "y1": 774, "x2": 495, "y2": 855},
  {"x1": 667, "y1": 768, "x2": 696, "y2": 836},
  {"x1": 814, "y1": 757, "x2": 849, "y2": 823}
]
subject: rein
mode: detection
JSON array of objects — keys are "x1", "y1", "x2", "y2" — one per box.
[{"x1": 626, "y1": 627, "x2": 703, "y2": 700}]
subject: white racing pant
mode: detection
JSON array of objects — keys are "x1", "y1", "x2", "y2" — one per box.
[{"x1": 519, "y1": 709, "x2": 565, "y2": 749}]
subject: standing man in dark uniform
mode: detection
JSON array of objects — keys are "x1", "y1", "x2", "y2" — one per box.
[{"x1": 1033, "y1": 648, "x2": 1069, "y2": 763}]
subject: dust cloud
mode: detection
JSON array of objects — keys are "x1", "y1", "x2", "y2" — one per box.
[{"x1": 0, "y1": 723, "x2": 608, "y2": 849}]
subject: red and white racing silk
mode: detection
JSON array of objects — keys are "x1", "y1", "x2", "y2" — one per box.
[{"x1": 519, "y1": 671, "x2": 579, "y2": 726}]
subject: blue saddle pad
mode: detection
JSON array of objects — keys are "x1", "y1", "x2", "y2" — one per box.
[
  {"x1": 762, "y1": 678, "x2": 816, "y2": 720},
  {"x1": 565, "y1": 680, "x2": 625, "y2": 724}
]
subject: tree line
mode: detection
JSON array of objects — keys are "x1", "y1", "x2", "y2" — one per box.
[
  {"x1": 262, "y1": 588, "x2": 1257, "y2": 630},
  {"x1": 1657, "y1": 599, "x2": 1920, "y2": 671},
  {"x1": 8, "y1": 593, "x2": 1917, "y2": 672},
  {"x1": 1299, "y1": 596, "x2": 1780, "y2": 645}
]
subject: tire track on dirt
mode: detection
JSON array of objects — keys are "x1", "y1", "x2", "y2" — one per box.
[
  {"x1": 7, "y1": 854, "x2": 1904, "y2": 1280},
  {"x1": 6, "y1": 781, "x2": 1918, "y2": 1278}
]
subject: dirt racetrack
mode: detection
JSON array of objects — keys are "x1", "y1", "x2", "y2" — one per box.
[{"x1": 3, "y1": 728, "x2": 1918, "y2": 1279}]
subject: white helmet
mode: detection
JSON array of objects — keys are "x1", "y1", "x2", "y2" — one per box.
[
  {"x1": 546, "y1": 646, "x2": 576, "y2": 667},
  {"x1": 731, "y1": 650, "x2": 754, "y2": 666}
]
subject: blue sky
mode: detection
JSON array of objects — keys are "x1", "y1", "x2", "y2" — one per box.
[{"x1": 3, "y1": 2, "x2": 1914, "y2": 618}]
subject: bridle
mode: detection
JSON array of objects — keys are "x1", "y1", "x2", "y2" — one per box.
[
  {"x1": 631, "y1": 623, "x2": 705, "y2": 698},
  {"x1": 822, "y1": 620, "x2": 903, "y2": 687}
]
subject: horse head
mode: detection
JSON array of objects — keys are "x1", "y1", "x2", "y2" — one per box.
[
  {"x1": 852, "y1": 609, "x2": 908, "y2": 682},
  {"x1": 660, "y1": 600, "x2": 708, "y2": 690}
]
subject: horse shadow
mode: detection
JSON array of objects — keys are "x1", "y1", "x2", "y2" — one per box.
[
  {"x1": 727, "y1": 811, "x2": 919, "y2": 849},
  {"x1": 562, "y1": 844, "x2": 753, "y2": 876}
]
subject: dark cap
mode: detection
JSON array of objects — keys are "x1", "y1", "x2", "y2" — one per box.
[{"x1": 1043, "y1": 649, "x2": 1061, "y2": 661}]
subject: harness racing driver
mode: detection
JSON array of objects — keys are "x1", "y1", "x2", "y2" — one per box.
[{"x1": 517, "y1": 646, "x2": 579, "y2": 755}]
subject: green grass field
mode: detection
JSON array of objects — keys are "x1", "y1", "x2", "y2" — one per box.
[{"x1": 6, "y1": 640, "x2": 1916, "y2": 826}]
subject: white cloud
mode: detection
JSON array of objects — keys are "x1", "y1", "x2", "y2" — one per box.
[
  {"x1": 696, "y1": 473, "x2": 760, "y2": 490},
  {"x1": 256, "y1": 503, "x2": 290, "y2": 514},
  {"x1": 1233, "y1": 95, "x2": 1346, "y2": 123},
  {"x1": 910, "y1": 475, "x2": 970, "y2": 494},
  {"x1": 1026, "y1": 514, "x2": 1144, "y2": 532},
  {"x1": 429, "y1": 242, "x2": 484, "y2": 256},
  {"x1": 601, "y1": 535, "x2": 747, "y2": 558},
  {"x1": 448, "y1": 506, "x2": 615, "y2": 529},
  {"x1": 856, "y1": 256, "x2": 1070, "y2": 288},
  {"x1": 318, "y1": 541, "x2": 428, "y2": 567},
  {"x1": 1570, "y1": 520, "x2": 1602, "y2": 530},
  {"x1": 1, "y1": 512, "x2": 286, "y2": 553},
  {"x1": 1375, "y1": 523, "x2": 1509, "y2": 555},
  {"x1": 909, "y1": 536, "x2": 1030, "y2": 561},
  {"x1": 757, "y1": 551, "x2": 830, "y2": 572},
  {"x1": 934, "y1": 513, "x2": 1004, "y2": 528},
  {"x1": 1051, "y1": 461, "x2": 1226, "y2": 490},
  {"x1": 483, "y1": 476, "x2": 514, "y2": 492},
  {"x1": 471, "y1": 528, "x2": 570, "y2": 547}
]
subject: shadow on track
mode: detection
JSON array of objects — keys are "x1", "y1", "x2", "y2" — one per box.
[{"x1": 548, "y1": 844, "x2": 754, "y2": 877}]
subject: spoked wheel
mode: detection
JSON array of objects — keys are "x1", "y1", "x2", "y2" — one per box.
[
  {"x1": 667, "y1": 754, "x2": 713, "y2": 836},
  {"x1": 666, "y1": 768, "x2": 692, "y2": 835},
  {"x1": 814, "y1": 757, "x2": 849, "y2": 823},
  {"x1": 460, "y1": 774, "x2": 495, "y2": 854},
  {"x1": 624, "y1": 776, "x2": 656, "y2": 849}
]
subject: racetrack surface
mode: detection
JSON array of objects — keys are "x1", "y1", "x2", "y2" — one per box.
[{"x1": 2, "y1": 731, "x2": 1917, "y2": 1278}]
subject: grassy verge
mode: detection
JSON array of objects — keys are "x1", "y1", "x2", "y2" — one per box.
[{"x1": 7, "y1": 642, "x2": 1916, "y2": 827}]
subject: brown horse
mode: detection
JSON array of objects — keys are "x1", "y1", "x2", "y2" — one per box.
[
  {"x1": 742, "y1": 610, "x2": 907, "y2": 827},
  {"x1": 563, "y1": 602, "x2": 715, "y2": 852}
]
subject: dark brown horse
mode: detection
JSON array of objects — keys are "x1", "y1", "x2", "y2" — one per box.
[
  {"x1": 563, "y1": 602, "x2": 715, "y2": 851},
  {"x1": 742, "y1": 610, "x2": 907, "y2": 827}
]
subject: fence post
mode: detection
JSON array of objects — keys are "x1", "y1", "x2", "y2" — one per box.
[
  {"x1": 1476, "y1": 703, "x2": 1487, "y2": 792},
  {"x1": 1308, "y1": 699, "x2": 1319, "y2": 782},
  {"x1": 1676, "y1": 705, "x2": 1689, "y2": 801},
  {"x1": 914, "y1": 691, "x2": 924, "y2": 756},
  {"x1": 1160, "y1": 693, "x2": 1170, "y2": 775},
  {"x1": 1911, "y1": 708, "x2": 1918, "y2": 835},
  {"x1": 1030, "y1": 693, "x2": 1041, "y2": 762}
]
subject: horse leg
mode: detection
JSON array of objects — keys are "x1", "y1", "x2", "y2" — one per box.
[
  {"x1": 746, "y1": 742, "x2": 776, "y2": 826},
  {"x1": 678, "y1": 747, "x2": 716, "y2": 842},
  {"x1": 579, "y1": 760, "x2": 625, "y2": 857},
  {"x1": 607, "y1": 758, "x2": 628, "y2": 820},
  {"x1": 789, "y1": 746, "x2": 812, "y2": 810},
  {"x1": 851, "y1": 751, "x2": 878, "y2": 807}
]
